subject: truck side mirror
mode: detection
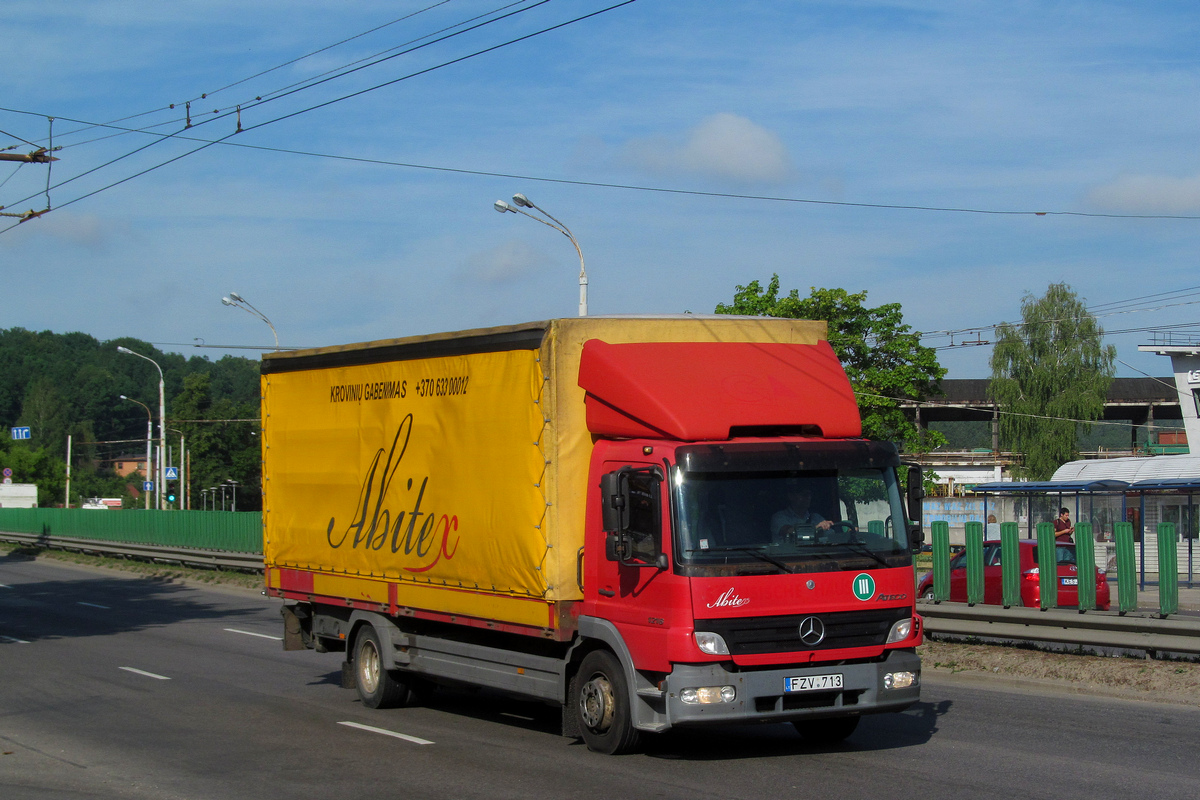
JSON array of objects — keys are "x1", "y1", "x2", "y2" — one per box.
[
  {"x1": 599, "y1": 467, "x2": 666, "y2": 568},
  {"x1": 905, "y1": 464, "x2": 925, "y2": 553},
  {"x1": 600, "y1": 472, "x2": 627, "y2": 533}
]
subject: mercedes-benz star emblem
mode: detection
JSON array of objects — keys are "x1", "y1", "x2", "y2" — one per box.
[{"x1": 798, "y1": 616, "x2": 826, "y2": 646}]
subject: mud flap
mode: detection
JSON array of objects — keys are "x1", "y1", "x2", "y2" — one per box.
[
  {"x1": 341, "y1": 660, "x2": 357, "y2": 690},
  {"x1": 280, "y1": 604, "x2": 308, "y2": 651}
]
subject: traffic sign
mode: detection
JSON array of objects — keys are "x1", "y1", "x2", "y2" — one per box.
[
  {"x1": 165, "y1": 467, "x2": 179, "y2": 480},
  {"x1": 2, "y1": 467, "x2": 11, "y2": 477},
  {"x1": 10, "y1": 427, "x2": 31, "y2": 440},
  {"x1": 143, "y1": 481, "x2": 154, "y2": 492}
]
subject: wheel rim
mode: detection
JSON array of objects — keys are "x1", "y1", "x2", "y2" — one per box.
[
  {"x1": 578, "y1": 672, "x2": 615, "y2": 733},
  {"x1": 358, "y1": 638, "x2": 381, "y2": 695}
]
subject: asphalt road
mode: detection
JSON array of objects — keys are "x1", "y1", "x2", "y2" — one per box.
[{"x1": 2, "y1": 554, "x2": 1196, "y2": 800}]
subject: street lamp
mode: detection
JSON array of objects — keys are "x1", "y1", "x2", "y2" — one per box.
[
  {"x1": 221, "y1": 291, "x2": 280, "y2": 351},
  {"x1": 494, "y1": 193, "x2": 588, "y2": 316},
  {"x1": 227, "y1": 479, "x2": 239, "y2": 513},
  {"x1": 119, "y1": 395, "x2": 154, "y2": 510},
  {"x1": 117, "y1": 346, "x2": 165, "y2": 511}
]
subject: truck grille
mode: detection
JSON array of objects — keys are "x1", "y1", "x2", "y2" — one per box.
[{"x1": 695, "y1": 607, "x2": 910, "y2": 655}]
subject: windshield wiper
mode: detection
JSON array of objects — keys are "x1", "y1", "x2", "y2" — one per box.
[
  {"x1": 688, "y1": 544, "x2": 795, "y2": 574},
  {"x1": 834, "y1": 540, "x2": 894, "y2": 569}
]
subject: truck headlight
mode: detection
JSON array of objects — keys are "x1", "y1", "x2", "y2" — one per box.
[
  {"x1": 694, "y1": 631, "x2": 730, "y2": 656},
  {"x1": 884, "y1": 671, "x2": 918, "y2": 690},
  {"x1": 885, "y1": 618, "x2": 913, "y2": 644},
  {"x1": 680, "y1": 686, "x2": 737, "y2": 704}
]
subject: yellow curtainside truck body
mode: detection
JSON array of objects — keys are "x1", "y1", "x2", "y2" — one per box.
[{"x1": 261, "y1": 316, "x2": 829, "y2": 635}]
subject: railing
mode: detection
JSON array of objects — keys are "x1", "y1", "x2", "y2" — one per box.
[
  {"x1": 0, "y1": 530, "x2": 261, "y2": 571},
  {"x1": 0, "y1": 508, "x2": 262, "y2": 553},
  {"x1": 921, "y1": 519, "x2": 1200, "y2": 656}
]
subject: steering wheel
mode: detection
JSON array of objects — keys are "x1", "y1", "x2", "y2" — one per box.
[{"x1": 822, "y1": 520, "x2": 859, "y2": 543}]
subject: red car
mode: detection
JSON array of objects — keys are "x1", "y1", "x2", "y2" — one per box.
[{"x1": 918, "y1": 540, "x2": 1111, "y2": 610}]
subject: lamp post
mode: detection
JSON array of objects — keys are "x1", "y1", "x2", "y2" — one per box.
[
  {"x1": 494, "y1": 193, "x2": 588, "y2": 316},
  {"x1": 200, "y1": 488, "x2": 207, "y2": 511},
  {"x1": 117, "y1": 346, "x2": 165, "y2": 511},
  {"x1": 119, "y1": 395, "x2": 154, "y2": 510},
  {"x1": 221, "y1": 292, "x2": 280, "y2": 351},
  {"x1": 227, "y1": 479, "x2": 239, "y2": 513}
]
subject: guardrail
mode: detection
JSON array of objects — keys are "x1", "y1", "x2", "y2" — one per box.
[
  {"x1": 0, "y1": 531, "x2": 262, "y2": 572},
  {"x1": 919, "y1": 600, "x2": 1200, "y2": 657}
]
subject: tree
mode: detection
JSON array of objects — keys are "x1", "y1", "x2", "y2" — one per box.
[
  {"x1": 989, "y1": 283, "x2": 1115, "y2": 480},
  {"x1": 715, "y1": 275, "x2": 946, "y2": 451},
  {"x1": 0, "y1": 327, "x2": 263, "y2": 508}
]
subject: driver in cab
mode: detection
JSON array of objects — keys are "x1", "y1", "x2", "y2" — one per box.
[{"x1": 771, "y1": 483, "x2": 833, "y2": 544}]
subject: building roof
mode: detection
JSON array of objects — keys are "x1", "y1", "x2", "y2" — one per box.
[
  {"x1": 972, "y1": 454, "x2": 1200, "y2": 494},
  {"x1": 1051, "y1": 453, "x2": 1200, "y2": 482}
]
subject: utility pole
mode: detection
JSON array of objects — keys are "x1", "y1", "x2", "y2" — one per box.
[{"x1": 64, "y1": 434, "x2": 72, "y2": 508}]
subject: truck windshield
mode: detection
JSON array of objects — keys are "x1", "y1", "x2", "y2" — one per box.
[{"x1": 672, "y1": 458, "x2": 912, "y2": 576}]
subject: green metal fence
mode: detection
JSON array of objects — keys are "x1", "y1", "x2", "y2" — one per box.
[{"x1": 0, "y1": 509, "x2": 262, "y2": 553}]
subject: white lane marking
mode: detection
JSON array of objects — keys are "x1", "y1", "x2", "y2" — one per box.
[
  {"x1": 338, "y1": 721, "x2": 434, "y2": 745},
  {"x1": 77, "y1": 602, "x2": 111, "y2": 609},
  {"x1": 120, "y1": 667, "x2": 171, "y2": 680},
  {"x1": 224, "y1": 627, "x2": 283, "y2": 641},
  {"x1": 1, "y1": 635, "x2": 30, "y2": 644},
  {"x1": 0, "y1": 583, "x2": 11, "y2": 588}
]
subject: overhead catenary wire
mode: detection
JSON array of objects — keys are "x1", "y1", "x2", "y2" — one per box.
[
  {"x1": 45, "y1": 0, "x2": 538, "y2": 150},
  {"x1": 0, "y1": 0, "x2": 558, "y2": 207},
  {"x1": 0, "y1": 0, "x2": 635, "y2": 233}
]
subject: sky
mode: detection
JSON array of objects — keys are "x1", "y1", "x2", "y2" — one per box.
[{"x1": 2, "y1": 0, "x2": 1200, "y2": 379}]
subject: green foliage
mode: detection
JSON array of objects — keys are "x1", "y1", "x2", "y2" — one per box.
[
  {"x1": 989, "y1": 283, "x2": 1116, "y2": 480},
  {"x1": 173, "y1": 372, "x2": 261, "y2": 510},
  {"x1": 0, "y1": 327, "x2": 262, "y2": 508},
  {"x1": 0, "y1": 439, "x2": 66, "y2": 506},
  {"x1": 716, "y1": 275, "x2": 947, "y2": 451}
]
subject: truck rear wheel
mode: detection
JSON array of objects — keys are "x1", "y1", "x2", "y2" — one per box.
[
  {"x1": 354, "y1": 626, "x2": 414, "y2": 709},
  {"x1": 793, "y1": 715, "x2": 859, "y2": 745},
  {"x1": 574, "y1": 650, "x2": 641, "y2": 755}
]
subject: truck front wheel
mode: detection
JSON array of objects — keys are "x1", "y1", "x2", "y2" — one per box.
[
  {"x1": 574, "y1": 650, "x2": 641, "y2": 755},
  {"x1": 353, "y1": 626, "x2": 414, "y2": 709}
]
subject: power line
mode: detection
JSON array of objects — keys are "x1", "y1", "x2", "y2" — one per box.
[
  {"x1": 0, "y1": 1, "x2": 635, "y2": 233},
  {"x1": 47, "y1": 0, "x2": 536, "y2": 150}
]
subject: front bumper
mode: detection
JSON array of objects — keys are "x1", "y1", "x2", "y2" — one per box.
[{"x1": 645, "y1": 649, "x2": 920, "y2": 730}]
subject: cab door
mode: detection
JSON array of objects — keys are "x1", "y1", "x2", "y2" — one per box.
[{"x1": 587, "y1": 459, "x2": 690, "y2": 673}]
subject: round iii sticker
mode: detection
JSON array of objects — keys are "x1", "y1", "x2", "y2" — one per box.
[{"x1": 852, "y1": 573, "x2": 876, "y2": 601}]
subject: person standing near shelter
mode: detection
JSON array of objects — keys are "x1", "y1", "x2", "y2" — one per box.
[{"x1": 1053, "y1": 507, "x2": 1074, "y2": 542}]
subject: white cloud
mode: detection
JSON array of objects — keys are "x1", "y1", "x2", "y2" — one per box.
[
  {"x1": 1086, "y1": 173, "x2": 1200, "y2": 214},
  {"x1": 622, "y1": 113, "x2": 796, "y2": 185}
]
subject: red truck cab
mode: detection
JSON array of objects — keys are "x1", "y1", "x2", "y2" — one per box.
[{"x1": 569, "y1": 340, "x2": 924, "y2": 752}]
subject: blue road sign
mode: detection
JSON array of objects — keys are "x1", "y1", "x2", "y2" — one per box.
[
  {"x1": 10, "y1": 427, "x2": 31, "y2": 440},
  {"x1": 165, "y1": 467, "x2": 179, "y2": 480},
  {"x1": 143, "y1": 481, "x2": 154, "y2": 492}
]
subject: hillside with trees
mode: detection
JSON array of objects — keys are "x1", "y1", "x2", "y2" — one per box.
[{"x1": 0, "y1": 327, "x2": 262, "y2": 509}]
